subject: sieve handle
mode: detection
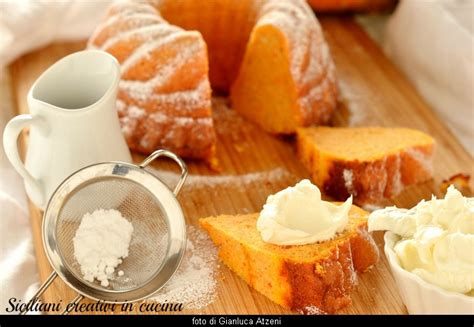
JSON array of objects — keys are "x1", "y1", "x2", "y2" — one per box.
[
  {"x1": 61, "y1": 294, "x2": 84, "y2": 315},
  {"x1": 19, "y1": 272, "x2": 57, "y2": 315},
  {"x1": 19, "y1": 271, "x2": 85, "y2": 315},
  {"x1": 139, "y1": 149, "x2": 188, "y2": 196}
]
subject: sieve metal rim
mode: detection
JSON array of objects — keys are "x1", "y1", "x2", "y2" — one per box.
[{"x1": 41, "y1": 152, "x2": 187, "y2": 304}]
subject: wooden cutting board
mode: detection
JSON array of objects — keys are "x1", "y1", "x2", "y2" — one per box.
[{"x1": 9, "y1": 17, "x2": 473, "y2": 315}]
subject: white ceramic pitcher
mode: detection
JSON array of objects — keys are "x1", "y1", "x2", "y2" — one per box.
[{"x1": 3, "y1": 50, "x2": 132, "y2": 209}]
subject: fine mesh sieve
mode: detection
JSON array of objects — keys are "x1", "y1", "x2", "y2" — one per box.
[{"x1": 21, "y1": 150, "x2": 188, "y2": 314}]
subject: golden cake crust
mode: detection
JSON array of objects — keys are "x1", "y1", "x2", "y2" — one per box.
[{"x1": 307, "y1": 0, "x2": 396, "y2": 12}]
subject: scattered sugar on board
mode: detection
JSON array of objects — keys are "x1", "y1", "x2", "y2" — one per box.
[
  {"x1": 151, "y1": 167, "x2": 296, "y2": 195},
  {"x1": 211, "y1": 96, "x2": 255, "y2": 140},
  {"x1": 73, "y1": 209, "x2": 133, "y2": 287},
  {"x1": 150, "y1": 226, "x2": 219, "y2": 309},
  {"x1": 146, "y1": 96, "x2": 298, "y2": 195},
  {"x1": 338, "y1": 79, "x2": 386, "y2": 127}
]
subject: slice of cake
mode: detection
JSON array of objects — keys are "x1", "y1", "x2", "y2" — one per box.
[
  {"x1": 199, "y1": 206, "x2": 379, "y2": 314},
  {"x1": 296, "y1": 127, "x2": 435, "y2": 205}
]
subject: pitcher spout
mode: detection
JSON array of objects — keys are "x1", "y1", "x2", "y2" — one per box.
[{"x1": 28, "y1": 50, "x2": 120, "y2": 114}]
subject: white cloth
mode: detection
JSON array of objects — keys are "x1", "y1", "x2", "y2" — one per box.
[
  {"x1": 384, "y1": 0, "x2": 474, "y2": 155},
  {"x1": 0, "y1": 0, "x2": 113, "y2": 67},
  {"x1": 0, "y1": 68, "x2": 39, "y2": 314}
]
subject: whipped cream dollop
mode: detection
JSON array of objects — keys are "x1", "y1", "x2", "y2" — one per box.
[
  {"x1": 256, "y1": 179, "x2": 352, "y2": 246},
  {"x1": 369, "y1": 185, "x2": 474, "y2": 294}
]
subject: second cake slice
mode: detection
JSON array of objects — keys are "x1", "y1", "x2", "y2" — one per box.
[{"x1": 296, "y1": 127, "x2": 435, "y2": 205}]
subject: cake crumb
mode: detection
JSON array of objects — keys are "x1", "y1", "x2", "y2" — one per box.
[
  {"x1": 440, "y1": 173, "x2": 471, "y2": 196},
  {"x1": 300, "y1": 305, "x2": 326, "y2": 315}
]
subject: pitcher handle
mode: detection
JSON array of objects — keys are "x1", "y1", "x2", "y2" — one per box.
[{"x1": 3, "y1": 114, "x2": 45, "y2": 205}]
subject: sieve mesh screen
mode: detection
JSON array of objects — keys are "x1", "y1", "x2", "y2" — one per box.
[{"x1": 55, "y1": 177, "x2": 169, "y2": 292}]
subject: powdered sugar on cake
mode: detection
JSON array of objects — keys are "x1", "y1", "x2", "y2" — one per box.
[
  {"x1": 88, "y1": 1, "x2": 214, "y2": 157},
  {"x1": 405, "y1": 148, "x2": 434, "y2": 176},
  {"x1": 258, "y1": 0, "x2": 327, "y2": 84},
  {"x1": 119, "y1": 37, "x2": 205, "y2": 102},
  {"x1": 100, "y1": 23, "x2": 179, "y2": 55},
  {"x1": 146, "y1": 79, "x2": 211, "y2": 113},
  {"x1": 343, "y1": 169, "x2": 356, "y2": 196},
  {"x1": 390, "y1": 154, "x2": 403, "y2": 197},
  {"x1": 257, "y1": 0, "x2": 337, "y2": 125}
]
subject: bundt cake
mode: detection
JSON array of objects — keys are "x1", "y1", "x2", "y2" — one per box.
[
  {"x1": 306, "y1": 0, "x2": 396, "y2": 12},
  {"x1": 296, "y1": 127, "x2": 436, "y2": 205},
  {"x1": 88, "y1": 0, "x2": 338, "y2": 159},
  {"x1": 199, "y1": 206, "x2": 379, "y2": 314}
]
